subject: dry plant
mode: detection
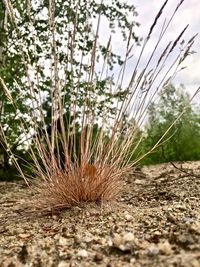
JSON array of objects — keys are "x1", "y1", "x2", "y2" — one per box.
[{"x1": 0, "y1": 0, "x2": 199, "y2": 212}]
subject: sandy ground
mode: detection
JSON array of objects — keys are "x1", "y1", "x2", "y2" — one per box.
[{"x1": 0, "y1": 161, "x2": 200, "y2": 267}]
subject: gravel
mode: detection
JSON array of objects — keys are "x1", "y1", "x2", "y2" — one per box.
[{"x1": 0, "y1": 161, "x2": 200, "y2": 267}]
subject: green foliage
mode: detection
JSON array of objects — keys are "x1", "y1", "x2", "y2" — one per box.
[
  {"x1": 0, "y1": 0, "x2": 140, "y2": 179},
  {"x1": 140, "y1": 84, "x2": 200, "y2": 165}
]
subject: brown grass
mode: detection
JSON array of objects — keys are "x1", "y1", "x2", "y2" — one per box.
[{"x1": 32, "y1": 163, "x2": 123, "y2": 211}]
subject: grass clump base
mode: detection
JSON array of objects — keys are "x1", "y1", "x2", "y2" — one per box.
[{"x1": 32, "y1": 163, "x2": 123, "y2": 210}]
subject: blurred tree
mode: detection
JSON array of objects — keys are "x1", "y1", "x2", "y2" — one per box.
[
  {"x1": 141, "y1": 84, "x2": 200, "y2": 164},
  {"x1": 0, "y1": 1, "x2": 31, "y2": 178}
]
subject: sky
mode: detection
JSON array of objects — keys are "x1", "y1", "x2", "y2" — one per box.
[
  {"x1": 99, "y1": 0, "x2": 200, "y2": 100},
  {"x1": 133, "y1": 0, "x2": 200, "y2": 95}
]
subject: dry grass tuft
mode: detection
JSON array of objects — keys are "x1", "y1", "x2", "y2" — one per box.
[{"x1": 32, "y1": 163, "x2": 122, "y2": 210}]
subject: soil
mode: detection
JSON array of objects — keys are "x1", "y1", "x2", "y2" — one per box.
[{"x1": 0, "y1": 161, "x2": 200, "y2": 267}]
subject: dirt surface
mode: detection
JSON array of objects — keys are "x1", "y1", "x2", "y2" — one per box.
[{"x1": 0, "y1": 162, "x2": 200, "y2": 267}]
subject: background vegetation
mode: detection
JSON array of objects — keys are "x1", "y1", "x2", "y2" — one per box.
[
  {"x1": 0, "y1": 0, "x2": 140, "y2": 180},
  {"x1": 139, "y1": 84, "x2": 200, "y2": 165}
]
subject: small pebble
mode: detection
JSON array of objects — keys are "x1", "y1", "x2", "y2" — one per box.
[
  {"x1": 58, "y1": 261, "x2": 68, "y2": 267},
  {"x1": 83, "y1": 235, "x2": 93, "y2": 243},
  {"x1": 167, "y1": 213, "x2": 176, "y2": 223},
  {"x1": 189, "y1": 222, "x2": 200, "y2": 234},
  {"x1": 112, "y1": 232, "x2": 135, "y2": 251},
  {"x1": 158, "y1": 241, "x2": 172, "y2": 255},
  {"x1": 59, "y1": 237, "x2": 68, "y2": 246},
  {"x1": 176, "y1": 204, "x2": 187, "y2": 211},
  {"x1": 134, "y1": 179, "x2": 145, "y2": 185},
  {"x1": 77, "y1": 249, "x2": 88, "y2": 258},
  {"x1": 147, "y1": 244, "x2": 159, "y2": 256},
  {"x1": 112, "y1": 233, "x2": 123, "y2": 248},
  {"x1": 191, "y1": 259, "x2": 200, "y2": 267},
  {"x1": 125, "y1": 214, "x2": 133, "y2": 221},
  {"x1": 94, "y1": 252, "x2": 103, "y2": 262},
  {"x1": 123, "y1": 232, "x2": 135, "y2": 243}
]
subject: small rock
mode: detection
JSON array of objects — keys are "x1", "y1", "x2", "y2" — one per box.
[
  {"x1": 77, "y1": 249, "x2": 88, "y2": 258},
  {"x1": 125, "y1": 214, "x2": 133, "y2": 221},
  {"x1": 183, "y1": 217, "x2": 194, "y2": 225},
  {"x1": 112, "y1": 233, "x2": 123, "y2": 248},
  {"x1": 134, "y1": 179, "x2": 145, "y2": 185},
  {"x1": 175, "y1": 204, "x2": 187, "y2": 211},
  {"x1": 189, "y1": 222, "x2": 200, "y2": 234},
  {"x1": 167, "y1": 213, "x2": 176, "y2": 223},
  {"x1": 59, "y1": 237, "x2": 68, "y2": 246},
  {"x1": 18, "y1": 233, "x2": 32, "y2": 240},
  {"x1": 130, "y1": 258, "x2": 136, "y2": 264},
  {"x1": 167, "y1": 207, "x2": 173, "y2": 212},
  {"x1": 58, "y1": 261, "x2": 68, "y2": 267},
  {"x1": 83, "y1": 234, "x2": 93, "y2": 243},
  {"x1": 123, "y1": 232, "x2": 135, "y2": 243},
  {"x1": 153, "y1": 230, "x2": 162, "y2": 236},
  {"x1": 112, "y1": 232, "x2": 135, "y2": 251},
  {"x1": 94, "y1": 252, "x2": 103, "y2": 262},
  {"x1": 191, "y1": 259, "x2": 200, "y2": 267},
  {"x1": 158, "y1": 241, "x2": 172, "y2": 255},
  {"x1": 147, "y1": 244, "x2": 159, "y2": 256}
]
